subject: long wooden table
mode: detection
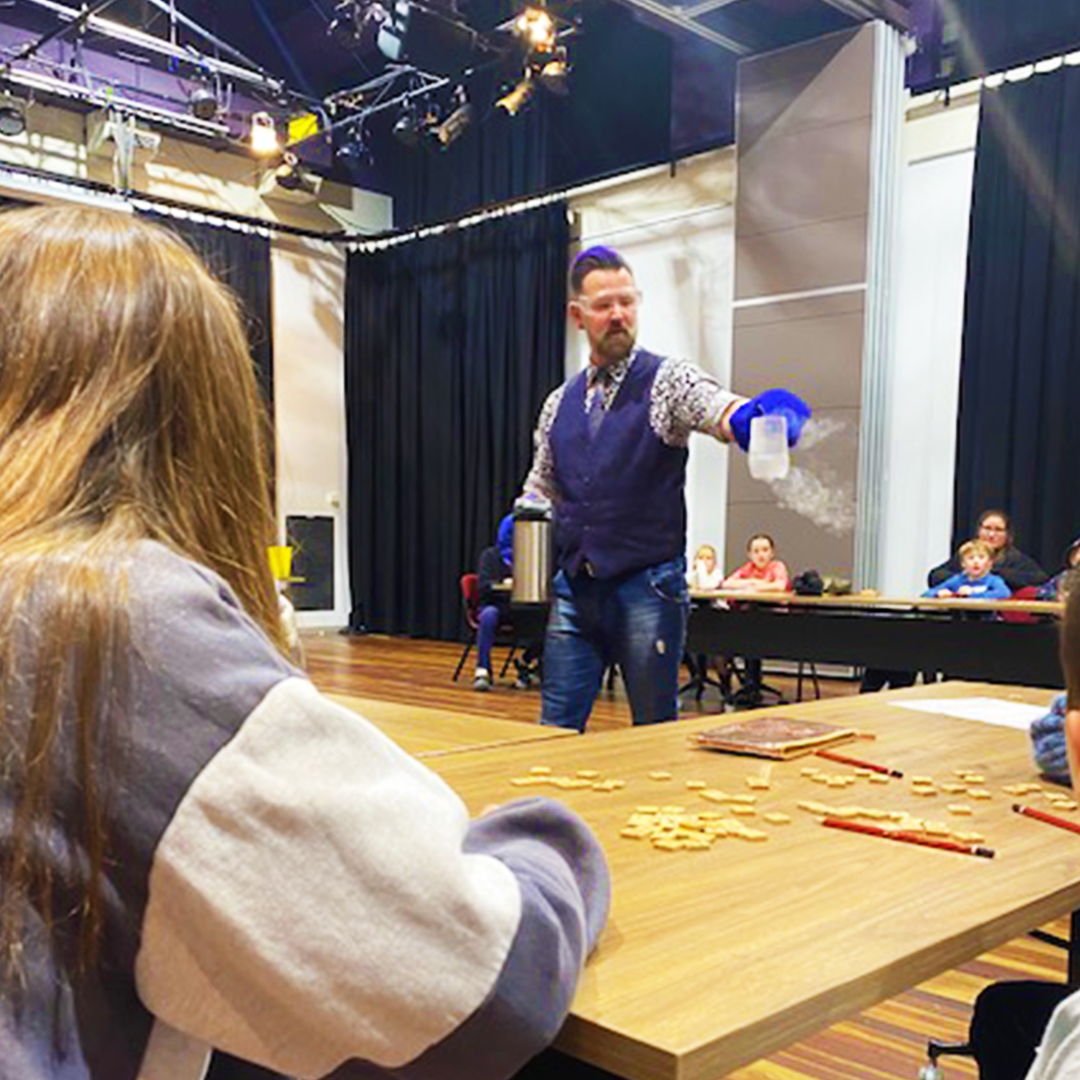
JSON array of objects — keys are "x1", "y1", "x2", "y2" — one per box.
[
  {"x1": 324, "y1": 692, "x2": 574, "y2": 757},
  {"x1": 426, "y1": 683, "x2": 1078, "y2": 1080},
  {"x1": 687, "y1": 590, "x2": 1063, "y2": 687}
]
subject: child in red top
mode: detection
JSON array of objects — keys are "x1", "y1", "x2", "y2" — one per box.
[{"x1": 723, "y1": 534, "x2": 790, "y2": 593}]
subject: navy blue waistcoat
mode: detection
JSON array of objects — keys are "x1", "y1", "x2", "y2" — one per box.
[{"x1": 550, "y1": 350, "x2": 688, "y2": 579}]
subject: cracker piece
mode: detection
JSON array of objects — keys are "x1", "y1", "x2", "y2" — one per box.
[
  {"x1": 947, "y1": 804, "x2": 974, "y2": 815},
  {"x1": 529, "y1": 766, "x2": 552, "y2": 775},
  {"x1": 967, "y1": 789, "x2": 991, "y2": 800},
  {"x1": 730, "y1": 805, "x2": 757, "y2": 816},
  {"x1": 763, "y1": 812, "x2": 792, "y2": 825},
  {"x1": 576, "y1": 769, "x2": 600, "y2": 779},
  {"x1": 869, "y1": 774, "x2": 890, "y2": 784},
  {"x1": 746, "y1": 777, "x2": 771, "y2": 790},
  {"x1": 649, "y1": 771, "x2": 673, "y2": 781},
  {"x1": 685, "y1": 780, "x2": 707, "y2": 790}
]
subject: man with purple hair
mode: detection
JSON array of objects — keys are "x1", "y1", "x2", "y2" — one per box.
[{"x1": 520, "y1": 245, "x2": 810, "y2": 732}]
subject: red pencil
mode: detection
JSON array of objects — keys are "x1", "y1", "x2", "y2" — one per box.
[
  {"x1": 1012, "y1": 803, "x2": 1080, "y2": 836},
  {"x1": 823, "y1": 816, "x2": 994, "y2": 858},
  {"x1": 815, "y1": 748, "x2": 903, "y2": 778}
]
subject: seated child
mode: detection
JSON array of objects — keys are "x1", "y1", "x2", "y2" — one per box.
[
  {"x1": 1038, "y1": 538, "x2": 1080, "y2": 601},
  {"x1": 723, "y1": 535, "x2": 790, "y2": 706},
  {"x1": 923, "y1": 539, "x2": 1011, "y2": 600},
  {"x1": 723, "y1": 534, "x2": 790, "y2": 593},
  {"x1": 688, "y1": 543, "x2": 725, "y2": 591}
]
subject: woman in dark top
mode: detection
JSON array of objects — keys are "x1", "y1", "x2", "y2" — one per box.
[{"x1": 928, "y1": 508, "x2": 1047, "y2": 592}]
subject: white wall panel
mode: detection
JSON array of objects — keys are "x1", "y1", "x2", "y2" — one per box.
[
  {"x1": 272, "y1": 237, "x2": 350, "y2": 627},
  {"x1": 878, "y1": 148, "x2": 975, "y2": 594}
]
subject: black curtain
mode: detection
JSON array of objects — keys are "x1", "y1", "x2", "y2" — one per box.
[
  {"x1": 135, "y1": 208, "x2": 274, "y2": 408},
  {"x1": 954, "y1": 65, "x2": 1080, "y2": 571},
  {"x1": 345, "y1": 201, "x2": 568, "y2": 639}
]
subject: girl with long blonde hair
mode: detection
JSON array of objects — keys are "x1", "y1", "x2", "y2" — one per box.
[{"x1": 0, "y1": 205, "x2": 607, "y2": 1080}]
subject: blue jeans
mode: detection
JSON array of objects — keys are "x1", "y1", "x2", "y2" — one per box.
[
  {"x1": 476, "y1": 605, "x2": 501, "y2": 671},
  {"x1": 541, "y1": 557, "x2": 689, "y2": 732}
]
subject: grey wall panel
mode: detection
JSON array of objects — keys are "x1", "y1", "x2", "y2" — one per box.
[
  {"x1": 734, "y1": 214, "x2": 868, "y2": 300},
  {"x1": 729, "y1": 23, "x2": 882, "y2": 586},
  {"x1": 732, "y1": 305, "x2": 865, "y2": 407},
  {"x1": 738, "y1": 29, "x2": 872, "y2": 152},
  {"x1": 737, "y1": 118, "x2": 873, "y2": 241},
  {"x1": 733, "y1": 289, "x2": 864, "y2": 327},
  {"x1": 724, "y1": 502, "x2": 856, "y2": 580}
]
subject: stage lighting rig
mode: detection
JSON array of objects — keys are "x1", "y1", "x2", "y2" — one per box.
[{"x1": 328, "y1": 1, "x2": 391, "y2": 52}]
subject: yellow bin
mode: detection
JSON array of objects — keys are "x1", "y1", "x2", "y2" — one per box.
[{"x1": 267, "y1": 545, "x2": 293, "y2": 582}]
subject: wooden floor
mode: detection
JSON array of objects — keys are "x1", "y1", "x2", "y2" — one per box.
[{"x1": 303, "y1": 631, "x2": 1069, "y2": 1079}]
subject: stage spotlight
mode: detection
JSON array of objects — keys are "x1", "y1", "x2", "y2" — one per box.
[
  {"x1": 0, "y1": 94, "x2": 27, "y2": 138},
  {"x1": 495, "y1": 77, "x2": 534, "y2": 117},
  {"x1": 329, "y1": 0, "x2": 389, "y2": 51},
  {"x1": 189, "y1": 84, "x2": 220, "y2": 121},
  {"x1": 538, "y1": 51, "x2": 569, "y2": 94},
  {"x1": 392, "y1": 102, "x2": 421, "y2": 147},
  {"x1": 515, "y1": 7, "x2": 556, "y2": 53},
  {"x1": 275, "y1": 152, "x2": 323, "y2": 196},
  {"x1": 336, "y1": 127, "x2": 372, "y2": 165},
  {"x1": 249, "y1": 111, "x2": 280, "y2": 156},
  {"x1": 427, "y1": 92, "x2": 472, "y2": 149}
]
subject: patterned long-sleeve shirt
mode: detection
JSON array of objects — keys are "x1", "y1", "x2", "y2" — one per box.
[{"x1": 522, "y1": 349, "x2": 743, "y2": 502}]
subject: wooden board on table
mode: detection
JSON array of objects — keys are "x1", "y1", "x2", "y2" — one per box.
[
  {"x1": 325, "y1": 692, "x2": 575, "y2": 757},
  {"x1": 426, "y1": 682, "x2": 1075, "y2": 1080}
]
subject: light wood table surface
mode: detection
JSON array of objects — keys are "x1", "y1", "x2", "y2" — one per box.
[
  {"x1": 426, "y1": 682, "x2": 1074, "y2": 1080},
  {"x1": 324, "y1": 692, "x2": 574, "y2": 757}
]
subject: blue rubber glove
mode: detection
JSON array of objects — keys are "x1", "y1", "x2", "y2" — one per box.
[{"x1": 728, "y1": 388, "x2": 811, "y2": 452}]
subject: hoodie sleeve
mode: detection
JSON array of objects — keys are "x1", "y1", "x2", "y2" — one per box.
[{"x1": 127, "y1": 558, "x2": 610, "y2": 1080}]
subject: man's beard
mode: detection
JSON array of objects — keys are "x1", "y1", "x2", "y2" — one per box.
[{"x1": 595, "y1": 327, "x2": 635, "y2": 363}]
